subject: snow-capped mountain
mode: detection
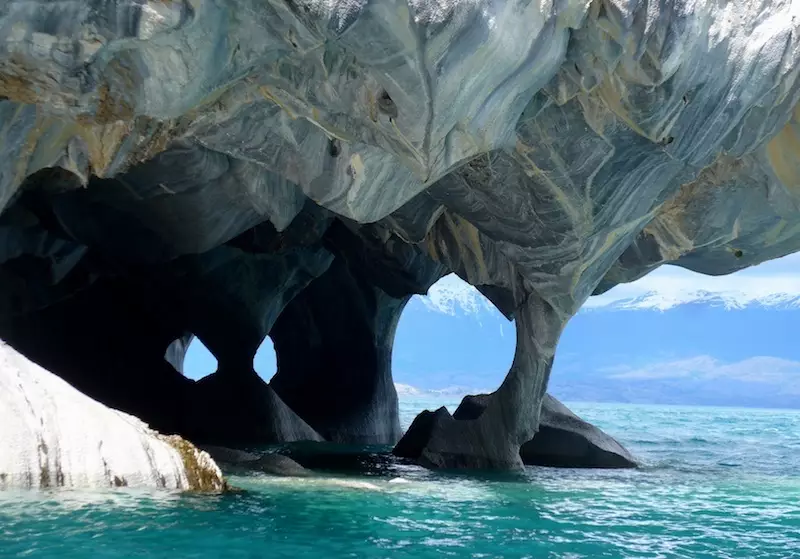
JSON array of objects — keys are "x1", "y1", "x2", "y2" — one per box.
[
  {"x1": 589, "y1": 290, "x2": 800, "y2": 311},
  {"x1": 586, "y1": 273, "x2": 800, "y2": 311},
  {"x1": 418, "y1": 274, "x2": 498, "y2": 316}
]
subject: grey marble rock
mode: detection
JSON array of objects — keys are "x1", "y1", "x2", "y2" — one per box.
[
  {"x1": 520, "y1": 395, "x2": 636, "y2": 469},
  {"x1": 392, "y1": 293, "x2": 562, "y2": 470},
  {"x1": 253, "y1": 454, "x2": 311, "y2": 477},
  {"x1": 400, "y1": 394, "x2": 636, "y2": 469},
  {"x1": 199, "y1": 445, "x2": 262, "y2": 465},
  {"x1": 190, "y1": 372, "x2": 324, "y2": 445},
  {"x1": 392, "y1": 407, "x2": 455, "y2": 464},
  {"x1": 270, "y1": 223, "x2": 445, "y2": 445},
  {"x1": 2, "y1": 0, "x2": 800, "y2": 470},
  {"x1": 446, "y1": 394, "x2": 636, "y2": 468},
  {"x1": 201, "y1": 446, "x2": 311, "y2": 476}
]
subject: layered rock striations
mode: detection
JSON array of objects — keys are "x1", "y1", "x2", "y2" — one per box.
[
  {"x1": 0, "y1": 342, "x2": 225, "y2": 491},
  {"x1": 1, "y1": 0, "x2": 799, "y2": 469}
]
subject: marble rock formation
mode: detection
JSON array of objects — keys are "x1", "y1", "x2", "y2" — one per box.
[
  {"x1": 520, "y1": 395, "x2": 636, "y2": 469},
  {"x1": 201, "y1": 446, "x2": 311, "y2": 476},
  {"x1": 410, "y1": 394, "x2": 636, "y2": 468},
  {"x1": 1, "y1": 0, "x2": 800, "y2": 470},
  {"x1": 0, "y1": 343, "x2": 225, "y2": 491}
]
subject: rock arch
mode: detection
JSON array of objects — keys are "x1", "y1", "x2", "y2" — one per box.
[
  {"x1": 392, "y1": 274, "x2": 517, "y2": 396},
  {"x1": 394, "y1": 293, "x2": 563, "y2": 469},
  {"x1": 270, "y1": 257, "x2": 410, "y2": 445}
]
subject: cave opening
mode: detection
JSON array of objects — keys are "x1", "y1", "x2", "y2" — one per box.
[
  {"x1": 182, "y1": 337, "x2": 219, "y2": 381},
  {"x1": 253, "y1": 337, "x2": 278, "y2": 382},
  {"x1": 182, "y1": 335, "x2": 278, "y2": 383},
  {"x1": 392, "y1": 274, "x2": 516, "y2": 430}
]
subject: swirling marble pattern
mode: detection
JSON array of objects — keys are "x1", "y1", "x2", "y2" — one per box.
[{"x1": 2, "y1": 0, "x2": 800, "y2": 468}]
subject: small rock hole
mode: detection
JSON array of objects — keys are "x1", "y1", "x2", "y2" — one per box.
[
  {"x1": 182, "y1": 337, "x2": 218, "y2": 380},
  {"x1": 377, "y1": 89, "x2": 398, "y2": 119},
  {"x1": 733, "y1": 249, "x2": 743, "y2": 258},
  {"x1": 328, "y1": 138, "x2": 340, "y2": 157}
]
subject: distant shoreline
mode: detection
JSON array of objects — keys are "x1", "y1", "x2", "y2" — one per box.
[{"x1": 395, "y1": 384, "x2": 800, "y2": 412}]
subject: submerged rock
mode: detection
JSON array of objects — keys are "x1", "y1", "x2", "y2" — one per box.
[
  {"x1": 254, "y1": 454, "x2": 310, "y2": 477},
  {"x1": 200, "y1": 445, "x2": 262, "y2": 465},
  {"x1": 0, "y1": 342, "x2": 225, "y2": 491},
  {"x1": 201, "y1": 445, "x2": 309, "y2": 477}
]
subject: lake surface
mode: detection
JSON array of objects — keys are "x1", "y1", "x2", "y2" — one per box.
[{"x1": 2, "y1": 399, "x2": 799, "y2": 558}]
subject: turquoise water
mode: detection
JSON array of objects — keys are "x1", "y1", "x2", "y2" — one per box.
[{"x1": 2, "y1": 400, "x2": 800, "y2": 558}]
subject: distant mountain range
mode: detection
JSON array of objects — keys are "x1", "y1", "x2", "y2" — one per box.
[
  {"x1": 395, "y1": 384, "x2": 484, "y2": 398},
  {"x1": 587, "y1": 291, "x2": 800, "y2": 311}
]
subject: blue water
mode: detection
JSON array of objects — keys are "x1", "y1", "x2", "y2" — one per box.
[{"x1": 2, "y1": 399, "x2": 799, "y2": 558}]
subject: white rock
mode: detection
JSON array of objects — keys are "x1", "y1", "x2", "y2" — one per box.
[{"x1": 0, "y1": 342, "x2": 225, "y2": 491}]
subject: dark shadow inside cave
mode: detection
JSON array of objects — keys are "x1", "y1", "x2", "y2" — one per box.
[
  {"x1": 0, "y1": 160, "x2": 448, "y2": 452},
  {"x1": 268, "y1": 256, "x2": 409, "y2": 446}
]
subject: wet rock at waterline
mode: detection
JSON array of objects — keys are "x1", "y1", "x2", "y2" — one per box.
[
  {"x1": 253, "y1": 455, "x2": 311, "y2": 477},
  {"x1": 395, "y1": 395, "x2": 636, "y2": 469},
  {"x1": 0, "y1": 343, "x2": 225, "y2": 491},
  {"x1": 201, "y1": 445, "x2": 310, "y2": 477},
  {"x1": 392, "y1": 407, "x2": 455, "y2": 465},
  {"x1": 520, "y1": 395, "x2": 637, "y2": 469},
  {"x1": 200, "y1": 446, "x2": 263, "y2": 465},
  {"x1": 1, "y1": 0, "x2": 800, "y2": 470}
]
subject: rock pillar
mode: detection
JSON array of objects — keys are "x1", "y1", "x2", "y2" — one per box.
[
  {"x1": 394, "y1": 293, "x2": 563, "y2": 469},
  {"x1": 270, "y1": 257, "x2": 408, "y2": 445}
]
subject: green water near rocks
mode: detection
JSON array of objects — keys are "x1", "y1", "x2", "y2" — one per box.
[{"x1": 2, "y1": 402, "x2": 799, "y2": 558}]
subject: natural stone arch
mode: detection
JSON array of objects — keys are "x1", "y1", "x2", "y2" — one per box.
[
  {"x1": 0, "y1": 166, "x2": 335, "y2": 446},
  {"x1": 394, "y1": 292, "x2": 564, "y2": 469},
  {"x1": 266, "y1": 216, "x2": 451, "y2": 446},
  {"x1": 392, "y1": 274, "x2": 517, "y2": 397},
  {"x1": 270, "y1": 256, "x2": 410, "y2": 445}
]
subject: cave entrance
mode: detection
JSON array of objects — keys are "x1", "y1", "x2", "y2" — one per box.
[
  {"x1": 182, "y1": 337, "x2": 218, "y2": 380},
  {"x1": 181, "y1": 336, "x2": 277, "y2": 382},
  {"x1": 254, "y1": 336, "x2": 277, "y2": 382},
  {"x1": 392, "y1": 274, "x2": 516, "y2": 430}
]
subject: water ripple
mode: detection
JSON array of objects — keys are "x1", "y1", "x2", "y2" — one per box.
[{"x1": 1, "y1": 403, "x2": 799, "y2": 558}]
